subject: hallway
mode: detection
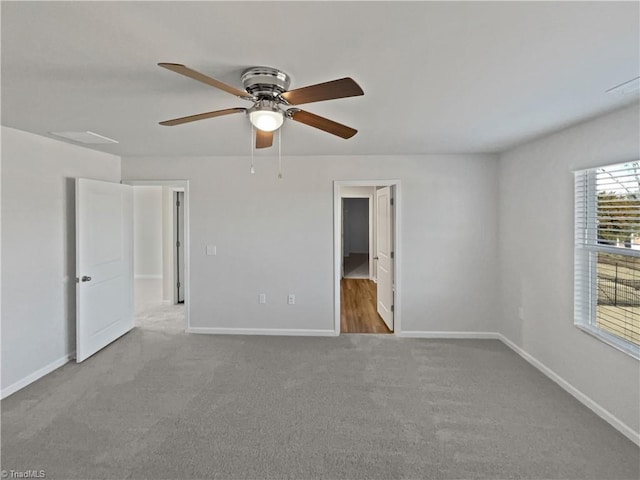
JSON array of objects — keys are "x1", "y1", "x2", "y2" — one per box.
[
  {"x1": 135, "y1": 278, "x2": 185, "y2": 333},
  {"x1": 340, "y1": 278, "x2": 392, "y2": 334},
  {"x1": 343, "y1": 254, "x2": 369, "y2": 278}
]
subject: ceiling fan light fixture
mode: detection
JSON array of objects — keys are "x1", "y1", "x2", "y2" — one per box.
[
  {"x1": 249, "y1": 109, "x2": 284, "y2": 132},
  {"x1": 158, "y1": 63, "x2": 363, "y2": 146}
]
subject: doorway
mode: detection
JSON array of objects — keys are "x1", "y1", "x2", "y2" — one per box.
[
  {"x1": 132, "y1": 185, "x2": 164, "y2": 309},
  {"x1": 342, "y1": 197, "x2": 372, "y2": 279},
  {"x1": 334, "y1": 181, "x2": 400, "y2": 335},
  {"x1": 126, "y1": 180, "x2": 190, "y2": 332}
]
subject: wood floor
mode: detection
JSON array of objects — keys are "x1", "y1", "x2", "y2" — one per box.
[{"x1": 340, "y1": 278, "x2": 392, "y2": 334}]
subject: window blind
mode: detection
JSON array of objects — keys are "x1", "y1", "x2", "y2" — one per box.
[
  {"x1": 574, "y1": 161, "x2": 640, "y2": 353},
  {"x1": 576, "y1": 163, "x2": 640, "y2": 249}
]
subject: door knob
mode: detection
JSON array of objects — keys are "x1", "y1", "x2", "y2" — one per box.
[{"x1": 81, "y1": 276, "x2": 92, "y2": 282}]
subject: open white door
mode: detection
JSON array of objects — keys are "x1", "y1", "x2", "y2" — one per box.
[
  {"x1": 376, "y1": 186, "x2": 394, "y2": 330},
  {"x1": 76, "y1": 178, "x2": 134, "y2": 362}
]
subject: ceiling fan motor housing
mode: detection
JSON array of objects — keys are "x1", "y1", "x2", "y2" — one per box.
[{"x1": 241, "y1": 66, "x2": 291, "y2": 99}]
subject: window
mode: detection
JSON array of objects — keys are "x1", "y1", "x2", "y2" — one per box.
[{"x1": 575, "y1": 161, "x2": 640, "y2": 358}]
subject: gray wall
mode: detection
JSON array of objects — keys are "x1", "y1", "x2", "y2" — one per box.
[
  {"x1": 344, "y1": 198, "x2": 369, "y2": 255},
  {"x1": 162, "y1": 186, "x2": 175, "y2": 303},
  {"x1": 498, "y1": 104, "x2": 640, "y2": 435},
  {"x1": 122, "y1": 154, "x2": 500, "y2": 334},
  {"x1": 1, "y1": 127, "x2": 121, "y2": 394},
  {"x1": 341, "y1": 186, "x2": 376, "y2": 268},
  {"x1": 133, "y1": 186, "x2": 163, "y2": 278}
]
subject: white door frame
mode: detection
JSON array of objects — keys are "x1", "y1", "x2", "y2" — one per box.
[
  {"x1": 173, "y1": 189, "x2": 185, "y2": 304},
  {"x1": 333, "y1": 180, "x2": 401, "y2": 335},
  {"x1": 341, "y1": 193, "x2": 374, "y2": 280},
  {"x1": 124, "y1": 180, "x2": 190, "y2": 332}
]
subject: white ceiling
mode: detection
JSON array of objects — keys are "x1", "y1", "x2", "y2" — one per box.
[{"x1": 2, "y1": 1, "x2": 638, "y2": 157}]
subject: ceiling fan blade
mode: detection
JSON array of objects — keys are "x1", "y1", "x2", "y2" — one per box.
[
  {"x1": 159, "y1": 107, "x2": 245, "y2": 126},
  {"x1": 158, "y1": 63, "x2": 249, "y2": 98},
  {"x1": 290, "y1": 110, "x2": 357, "y2": 139},
  {"x1": 281, "y1": 78, "x2": 363, "y2": 105},
  {"x1": 256, "y1": 129, "x2": 274, "y2": 149}
]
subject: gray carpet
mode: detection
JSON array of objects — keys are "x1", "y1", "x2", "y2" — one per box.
[{"x1": 1, "y1": 322, "x2": 638, "y2": 479}]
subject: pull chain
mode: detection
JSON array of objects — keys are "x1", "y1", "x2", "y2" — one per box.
[
  {"x1": 250, "y1": 125, "x2": 255, "y2": 174},
  {"x1": 277, "y1": 128, "x2": 283, "y2": 179}
]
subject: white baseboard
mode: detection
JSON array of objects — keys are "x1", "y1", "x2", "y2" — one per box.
[
  {"x1": 497, "y1": 333, "x2": 640, "y2": 446},
  {"x1": 395, "y1": 330, "x2": 638, "y2": 445},
  {"x1": 187, "y1": 327, "x2": 336, "y2": 337},
  {"x1": 134, "y1": 274, "x2": 162, "y2": 279},
  {"x1": 1, "y1": 352, "x2": 74, "y2": 399},
  {"x1": 398, "y1": 331, "x2": 500, "y2": 339}
]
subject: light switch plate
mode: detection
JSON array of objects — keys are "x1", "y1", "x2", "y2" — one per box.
[{"x1": 206, "y1": 245, "x2": 216, "y2": 256}]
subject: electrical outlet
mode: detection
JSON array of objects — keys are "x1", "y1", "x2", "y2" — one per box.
[
  {"x1": 259, "y1": 293, "x2": 266, "y2": 304},
  {"x1": 288, "y1": 294, "x2": 295, "y2": 305}
]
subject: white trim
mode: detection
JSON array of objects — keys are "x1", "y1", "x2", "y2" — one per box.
[
  {"x1": 579, "y1": 242, "x2": 640, "y2": 258},
  {"x1": 340, "y1": 192, "x2": 374, "y2": 280},
  {"x1": 187, "y1": 327, "x2": 336, "y2": 337},
  {"x1": 576, "y1": 324, "x2": 640, "y2": 360},
  {"x1": 123, "y1": 180, "x2": 189, "y2": 186},
  {"x1": 573, "y1": 158, "x2": 640, "y2": 174},
  {"x1": 399, "y1": 330, "x2": 639, "y2": 444},
  {"x1": 334, "y1": 180, "x2": 401, "y2": 336},
  {"x1": 1, "y1": 353, "x2": 74, "y2": 399},
  {"x1": 498, "y1": 333, "x2": 640, "y2": 446},
  {"x1": 123, "y1": 180, "x2": 190, "y2": 333},
  {"x1": 398, "y1": 331, "x2": 500, "y2": 339},
  {"x1": 134, "y1": 274, "x2": 162, "y2": 280}
]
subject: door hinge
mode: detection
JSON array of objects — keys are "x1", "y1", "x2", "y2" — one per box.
[
  {"x1": 390, "y1": 198, "x2": 394, "y2": 206},
  {"x1": 176, "y1": 240, "x2": 181, "y2": 247},
  {"x1": 391, "y1": 305, "x2": 394, "y2": 312},
  {"x1": 176, "y1": 200, "x2": 181, "y2": 207},
  {"x1": 177, "y1": 281, "x2": 181, "y2": 288},
  {"x1": 391, "y1": 251, "x2": 394, "y2": 259}
]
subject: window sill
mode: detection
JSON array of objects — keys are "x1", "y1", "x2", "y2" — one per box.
[{"x1": 575, "y1": 324, "x2": 640, "y2": 360}]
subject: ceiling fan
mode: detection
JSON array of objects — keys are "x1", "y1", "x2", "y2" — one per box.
[{"x1": 158, "y1": 63, "x2": 364, "y2": 148}]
